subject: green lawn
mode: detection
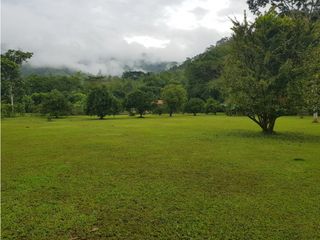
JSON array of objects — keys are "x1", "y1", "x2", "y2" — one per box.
[{"x1": 2, "y1": 114, "x2": 320, "y2": 240}]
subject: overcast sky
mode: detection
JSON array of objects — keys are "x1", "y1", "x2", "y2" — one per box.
[{"x1": 2, "y1": 0, "x2": 252, "y2": 75}]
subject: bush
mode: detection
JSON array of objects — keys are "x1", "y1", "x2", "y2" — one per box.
[
  {"x1": 1, "y1": 103, "x2": 14, "y2": 118},
  {"x1": 184, "y1": 98, "x2": 205, "y2": 116},
  {"x1": 205, "y1": 98, "x2": 220, "y2": 114},
  {"x1": 41, "y1": 90, "x2": 72, "y2": 118}
]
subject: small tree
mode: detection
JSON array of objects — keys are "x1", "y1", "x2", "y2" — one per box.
[
  {"x1": 41, "y1": 90, "x2": 71, "y2": 118},
  {"x1": 110, "y1": 97, "x2": 122, "y2": 116},
  {"x1": 161, "y1": 84, "x2": 187, "y2": 117},
  {"x1": 205, "y1": 98, "x2": 220, "y2": 115},
  {"x1": 86, "y1": 86, "x2": 112, "y2": 119},
  {"x1": 185, "y1": 98, "x2": 205, "y2": 116},
  {"x1": 125, "y1": 90, "x2": 151, "y2": 118},
  {"x1": 1, "y1": 50, "x2": 33, "y2": 114},
  {"x1": 70, "y1": 92, "x2": 87, "y2": 115}
]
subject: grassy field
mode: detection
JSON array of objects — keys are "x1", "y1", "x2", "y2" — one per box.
[{"x1": 2, "y1": 114, "x2": 320, "y2": 239}]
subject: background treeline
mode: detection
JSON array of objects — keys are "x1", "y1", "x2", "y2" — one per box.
[{"x1": 1, "y1": 40, "x2": 230, "y2": 118}]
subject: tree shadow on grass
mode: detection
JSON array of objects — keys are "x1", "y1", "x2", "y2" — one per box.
[
  {"x1": 83, "y1": 115, "x2": 171, "y2": 121},
  {"x1": 224, "y1": 129, "x2": 320, "y2": 144}
]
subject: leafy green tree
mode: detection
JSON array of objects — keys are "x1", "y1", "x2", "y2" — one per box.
[
  {"x1": 22, "y1": 95, "x2": 34, "y2": 113},
  {"x1": 161, "y1": 84, "x2": 187, "y2": 117},
  {"x1": 70, "y1": 92, "x2": 87, "y2": 115},
  {"x1": 222, "y1": 12, "x2": 313, "y2": 133},
  {"x1": 302, "y1": 32, "x2": 320, "y2": 122},
  {"x1": 1, "y1": 50, "x2": 33, "y2": 113},
  {"x1": 41, "y1": 90, "x2": 71, "y2": 118},
  {"x1": 185, "y1": 98, "x2": 205, "y2": 116},
  {"x1": 110, "y1": 97, "x2": 122, "y2": 116},
  {"x1": 86, "y1": 86, "x2": 112, "y2": 119},
  {"x1": 125, "y1": 90, "x2": 151, "y2": 118},
  {"x1": 205, "y1": 98, "x2": 220, "y2": 115},
  {"x1": 185, "y1": 41, "x2": 231, "y2": 99},
  {"x1": 247, "y1": 0, "x2": 320, "y2": 18}
]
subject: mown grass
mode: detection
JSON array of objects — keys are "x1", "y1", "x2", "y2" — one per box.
[{"x1": 2, "y1": 114, "x2": 320, "y2": 239}]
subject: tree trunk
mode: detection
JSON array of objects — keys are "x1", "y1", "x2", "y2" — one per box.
[
  {"x1": 248, "y1": 114, "x2": 277, "y2": 134},
  {"x1": 10, "y1": 84, "x2": 14, "y2": 113},
  {"x1": 313, "y1": 112, "x2": 319, "y2": 123},
  {"x1": 193, "y1": 113, "x2": 196, "y2": 116},
  {"x1": 169, "y1": 112, "x2": 173, "y2": 117},
  {"x1": 99, "y1": 115, "x2": 104, "y2": 120}
]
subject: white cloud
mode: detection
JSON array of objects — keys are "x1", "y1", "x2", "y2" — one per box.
[
  {"x1": 124, "y1": 36, "x2": 170, "y2": 49},
  {"x1": 1, "y1": 0, "x2": 252, "y2": 75}
]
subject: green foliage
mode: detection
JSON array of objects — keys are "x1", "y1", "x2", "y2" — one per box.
[
  {"x1": 110, "y1": 97, "x2": 122, "y2": 116},
  {"x1": 185, "y1": 41, "x2": 231, "y2": 99},
  {"x1": 86, "y1": 86, "x2": 112, "y2": 119},
  {"x1": 301, "y1": 30, "x2": 320, "y2": 121},
  {"x1": 41, "y1": 90, "x2": 71, "y2": 118},
  {"x1": 184, "y1": 98, "x2": 205, "y2": 116},
  {"x1": 161, "y1": 84, "x2": 187, "y2": 117},
  {"x1": 25, "y1": 74, "x2": 83, "y2": 94},
  {"x1": 22, "y1": 95, "x2": 34, "y2": 113},
  {"x1": 1, "y1": 103, "x2": 15, "y2": 118},
  {"x1": 70, "y1": 92, "x2": 87, "y2": 115},
  {"x1": 1, "y1": 49, "x2": 33, "y2": 113},
  {"x1": 247, "y1": 0, "x2": 320, "y2": 19},
  {"x1": 122, "y1": 71, "x2": 147, "y2": 80},
  {"x1": 222, "y1": 12, "x2": 314, "y2": 133},
  {"x1": 205, "y1": 98, "x2": 221, "y2": 114},
  {"x1": 125, "y1": 90, "x2": 151, "y2": 117}
]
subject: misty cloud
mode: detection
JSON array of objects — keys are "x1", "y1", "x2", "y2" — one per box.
[{"x1": 1, "y1": 0, "x2": 252, "y2": 75}]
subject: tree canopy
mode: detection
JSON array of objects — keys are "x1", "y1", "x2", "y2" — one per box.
[
  {"x1": 86, "y1": 86, "x2": 113, "y2": 119},
  {"x1": 222, "y1": 12, "x2": 315, "y2": 133},
  {"x1": 247, "y1": 0, "x2": 320, "y2": 18},
  {"x1": 125, "y1": 90, "x2": 151, "y2": 118},
  {"x1": 161, "y1": 84, "x2": 187, "y2": 117}
]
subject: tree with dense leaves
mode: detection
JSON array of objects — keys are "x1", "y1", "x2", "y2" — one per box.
[
  {"x1": 185, "y1": 98, "x2": 205, "y2": 116},
  {"x1": 205, "y1": 98, "x2": 221, "y2": 115},
  {"x1": 1, "y1": 50, "x2": 33, "y2": 113},
  {"x1": 247, "y1": 0, "x2": 320, "y2": 19},
  {"x1": 161, "y1": 84, "x2": 187, "y2": 117},
  {"x1": 125, "y1": 90, "x2": 151, "y2": 118},
  {"x1": 110, "y1": 97, "x2": 122, "y2": 116},
  {"x1": 222, "y1": 12, "x2": 313, "y2": 133},
  {"x1": 302, "y1": 25, "x2": 320, "y2": 122},
  {"x1": 41, "y1": 90, "x2": 71, "y2": 118},
  {"x1": 185, "y1": 41, "x2": 231, "y2": 99},
  {"x1": 86, "y1": 86, "x2": 112, "y2": 119}
]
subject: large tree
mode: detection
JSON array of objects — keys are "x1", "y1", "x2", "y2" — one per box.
[
  {"x1": 161, "y1": 84, "x2": 187, "y2": 117},
  {"x1": 222, "y1": 12, "x2": 313, "y2": 133},
  {"x1": 302, "y1": 26, "x2": 320, "y2": 122},
  {"x1": 86, "y1": 86, "x2": 113, "y2": 119},
  {"x1": 1, "y1": 50, "x2": 33, "y2": 113},
  {"x1": 247, "y1": 0, "x2": 320, "y2": 18}
]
